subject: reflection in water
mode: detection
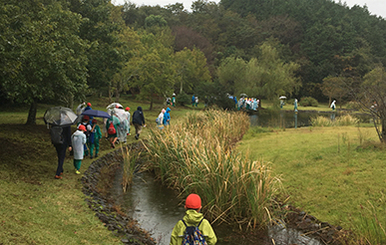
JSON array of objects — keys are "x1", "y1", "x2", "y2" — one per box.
[
  {"x1": 269, "y1": 224, "x2": 321, "y2": 245},
  {"x1": 250, "y1": 111, "x2": 371, "y2": 128},
  {"x1": 111, "y1": 171, "x2": 185, "y2": 245}
]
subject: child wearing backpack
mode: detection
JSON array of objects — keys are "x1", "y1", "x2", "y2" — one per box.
[
  {"x1": 170, "y1": 194, "x2": 217, "y2": 245},
  {"x1": 71, "y1": 124, "x2": 87, "y2": 174},
  {"x1": 105, "y1": 114, "x2": 120, "y2": 148}
]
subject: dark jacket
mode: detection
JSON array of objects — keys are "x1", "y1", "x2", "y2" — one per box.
[
  {"x1": 54, "y1": 126, "x2": 72, "y2": 147},
  {"x1": 132, "y1": 106, "x2": 145, "y2": 125}
]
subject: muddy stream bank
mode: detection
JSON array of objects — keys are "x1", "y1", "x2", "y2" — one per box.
[{"x1": 82, "y1": 147, "x2": 348, "y2": 245}]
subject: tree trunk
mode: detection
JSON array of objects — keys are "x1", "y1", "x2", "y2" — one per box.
[
  {"x1": 150, "y1": 97, "x2": 153, "y2": 110},
  {"x1": 26, "y1": 99, "x2": 37, "y2": 125},
  {"x1": 108, "y1": 85, "x2": 112, "y2": 104},
  {"x1": 115, "y1": 81, "x2": 121, "y2": 102},
  {"x1": 382, "y1": 117, "x2": 386, "y2": 142}
]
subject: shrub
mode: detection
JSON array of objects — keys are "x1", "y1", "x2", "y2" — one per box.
[
  {"x1": 213, "y1": 95, "x2": 237, "y2": 110},
  {"x1": 176, "y1": 92, "x2": 190, "y2": 106},
  {"x1": 299, "y1": 97, "x2": 318, "y2": 107}
]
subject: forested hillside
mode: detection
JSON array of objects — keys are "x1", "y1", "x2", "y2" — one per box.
[
  {"x1": 122, "y1": 0, "x2": 386, "y2": 100},
  {"x1": 1, "y1": 0, "x2": 386, "y2": 123}
]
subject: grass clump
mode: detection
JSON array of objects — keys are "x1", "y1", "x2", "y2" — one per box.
[
  {"x1": 143, "y1": 109, "x2": 281, "y2": 229},
  {"x1": 354, "y1": 202, "x2": 386, "y2": 245},
  {"x1": 311, "y1": 114, "x2": 359, "y2": 127},
  {"x1": 121, "y1": 146, "x2": 140, "y2": 193}
]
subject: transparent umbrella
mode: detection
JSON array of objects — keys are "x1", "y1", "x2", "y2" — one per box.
[
  {"x1": 106, "y1": 103, "x2": 123, "y2": 110},
  {"x1": 44, "y1": 107, "x2": 78, "y2": 126}
]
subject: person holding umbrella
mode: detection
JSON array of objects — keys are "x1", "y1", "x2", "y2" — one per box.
[
  {"x1": 52, "y1": 125, "x2": 72, "y2": 179},
  {"x1": 44, "y1": 107, "x2": 77, "y2": 179}
]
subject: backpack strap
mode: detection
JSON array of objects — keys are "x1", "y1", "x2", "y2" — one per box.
[
  {"x1": 181, "y1": 218, "x2": 204, "y2": 228},
  {"x1": 181, "y1": 219, "x2": 188, "y2": 227}
]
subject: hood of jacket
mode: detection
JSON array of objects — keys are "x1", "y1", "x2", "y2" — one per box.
[
  {"x1": 73, "y1": 130, "x2": 85, "y2": 136},
  {"x1": 166, "y1": 107, "x2": 171, "y2": 113},
  {"x1": 137, "y1": 106, "x2": 142, "y2": 112},
  {"x1": 183, "y1": 210, "x2": 204, "y2": 225}
]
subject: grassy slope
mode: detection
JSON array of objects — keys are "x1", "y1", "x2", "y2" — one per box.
[
  {"x1": 237, "y1": 125, "x2": 385, "y2": 230},
  {"x1": 0, "y1": 96, "x2": 202, "y2": 244}
]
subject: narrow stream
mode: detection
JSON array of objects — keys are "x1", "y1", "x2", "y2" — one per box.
[{"x1": 111, "y1": 170, "x2": 323, "y2": 245}]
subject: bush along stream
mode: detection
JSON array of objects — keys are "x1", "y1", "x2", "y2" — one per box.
[{"x1": 82, "y1": 109, "x2": 352, "y2": 244}]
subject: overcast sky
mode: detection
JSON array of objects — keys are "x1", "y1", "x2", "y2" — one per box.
[{"x1": 112, "y1": 0, "x2": 386, "y2": 18}]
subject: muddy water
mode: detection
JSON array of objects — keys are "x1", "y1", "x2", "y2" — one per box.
[{"x1": 111, "y1": 170, "x2": 322, "y2": 245}]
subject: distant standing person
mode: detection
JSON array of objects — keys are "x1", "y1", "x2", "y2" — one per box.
[
  {"x1": 195, "y1": 96, "x2": 199, "y2": 107},
  {"x1": 192, "y1": 95, "x2": 195, "y2": 106},
  {"x1": 172, "y1": 93, "x2": 176, "y2": 107},
  {"x1": 132, "y1": 106, "x2": 146, "y2": 140},
  {"x1": 71, "y1": 124, "x2": 87, "y2": 175},
  {"x1": 330, "y1": 100, "x2": 336, "y2": 111},
  {"x1": 169, "y1": 194, "x2": 217, "y2": 245},
  {"x1": 163, "y1": 107, "x2": 171, "y2": 126},
  {"x1": 51, "y1": 125, "x2": 72, "y2": 179}
]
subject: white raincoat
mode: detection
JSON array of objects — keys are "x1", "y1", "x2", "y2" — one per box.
[{"x1": 71, "y1": 130, "x2": 87, "y2": 160}]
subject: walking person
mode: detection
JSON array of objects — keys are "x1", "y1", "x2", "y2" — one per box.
[
  {"x1": 71, "y1": 124, "x2": 87, "y2": 175},
  {"x1": 105, "y1": 114, "x2": 120, "y2": 148},
  {"x1": 163, "y1": 107, "x2": 171, "y2": 126},
  {"x1": 132, "y1": 106, "x2": 146, "y2": 140},
  {"x1": 125, "y1": 107, "x2": 131, "y2": 136},
  {"x1": 51, "y1": 125, "x2": 72, "y2": 179},
  {"x1": 80, "y1": 115, "x2": 92, "y2": 157},
  {"x1": 90, "y1": 119, "x2": 102, "y2": 158},
  {"x1": 170, "y1": 194, "x2": 217, "y2": 245},
  {"x1": 157, "y1": 108, "x2": 165, "y2": 129},
  {"x1": 330, "y1": 100, "x2": 336, "y2": 111}
]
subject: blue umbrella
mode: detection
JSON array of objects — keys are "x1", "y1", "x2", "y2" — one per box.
[{"x1": 81, "y1": 109, "x2": 111, "y2": 118}]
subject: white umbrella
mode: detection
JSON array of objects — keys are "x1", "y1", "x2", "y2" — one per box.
[
  {"x1": 106, "y1": 102, "x2": 123, "y2": 110},
  {"x1": 279, "y1": 96, "x2": 287, "y2": 99}
]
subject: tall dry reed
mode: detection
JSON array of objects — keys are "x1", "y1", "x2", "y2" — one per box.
[
  {"x1": 311, "y1": 114, "x2": 359, "y2": 127},
  {"x1": 143, "y1": 109, "x2": 281, "y2": 229},
  {"x1": 121, "y1": 146, "x2": 140, "y2": 192}
]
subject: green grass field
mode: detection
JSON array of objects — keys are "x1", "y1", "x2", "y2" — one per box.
[{"x1": 238, "y1": 125, "x2": 386, "y2": 242}]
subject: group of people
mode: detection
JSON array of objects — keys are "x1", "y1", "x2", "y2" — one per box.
[
  {"x1": 156, "y1": 107, "x2": 171, "y2": 128},
  {"x1": 238, "y1": 97, "x2": 260, "y2": 110},
  {"x1": 191, "y1": 95, "x2": 199, "y2": 107},
  {"x1": 51, "y1": 102, "x2": 147, "y2": 179},
  {"x1": 51, "y1": 101, "x2": 217, "y2": 244}
]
